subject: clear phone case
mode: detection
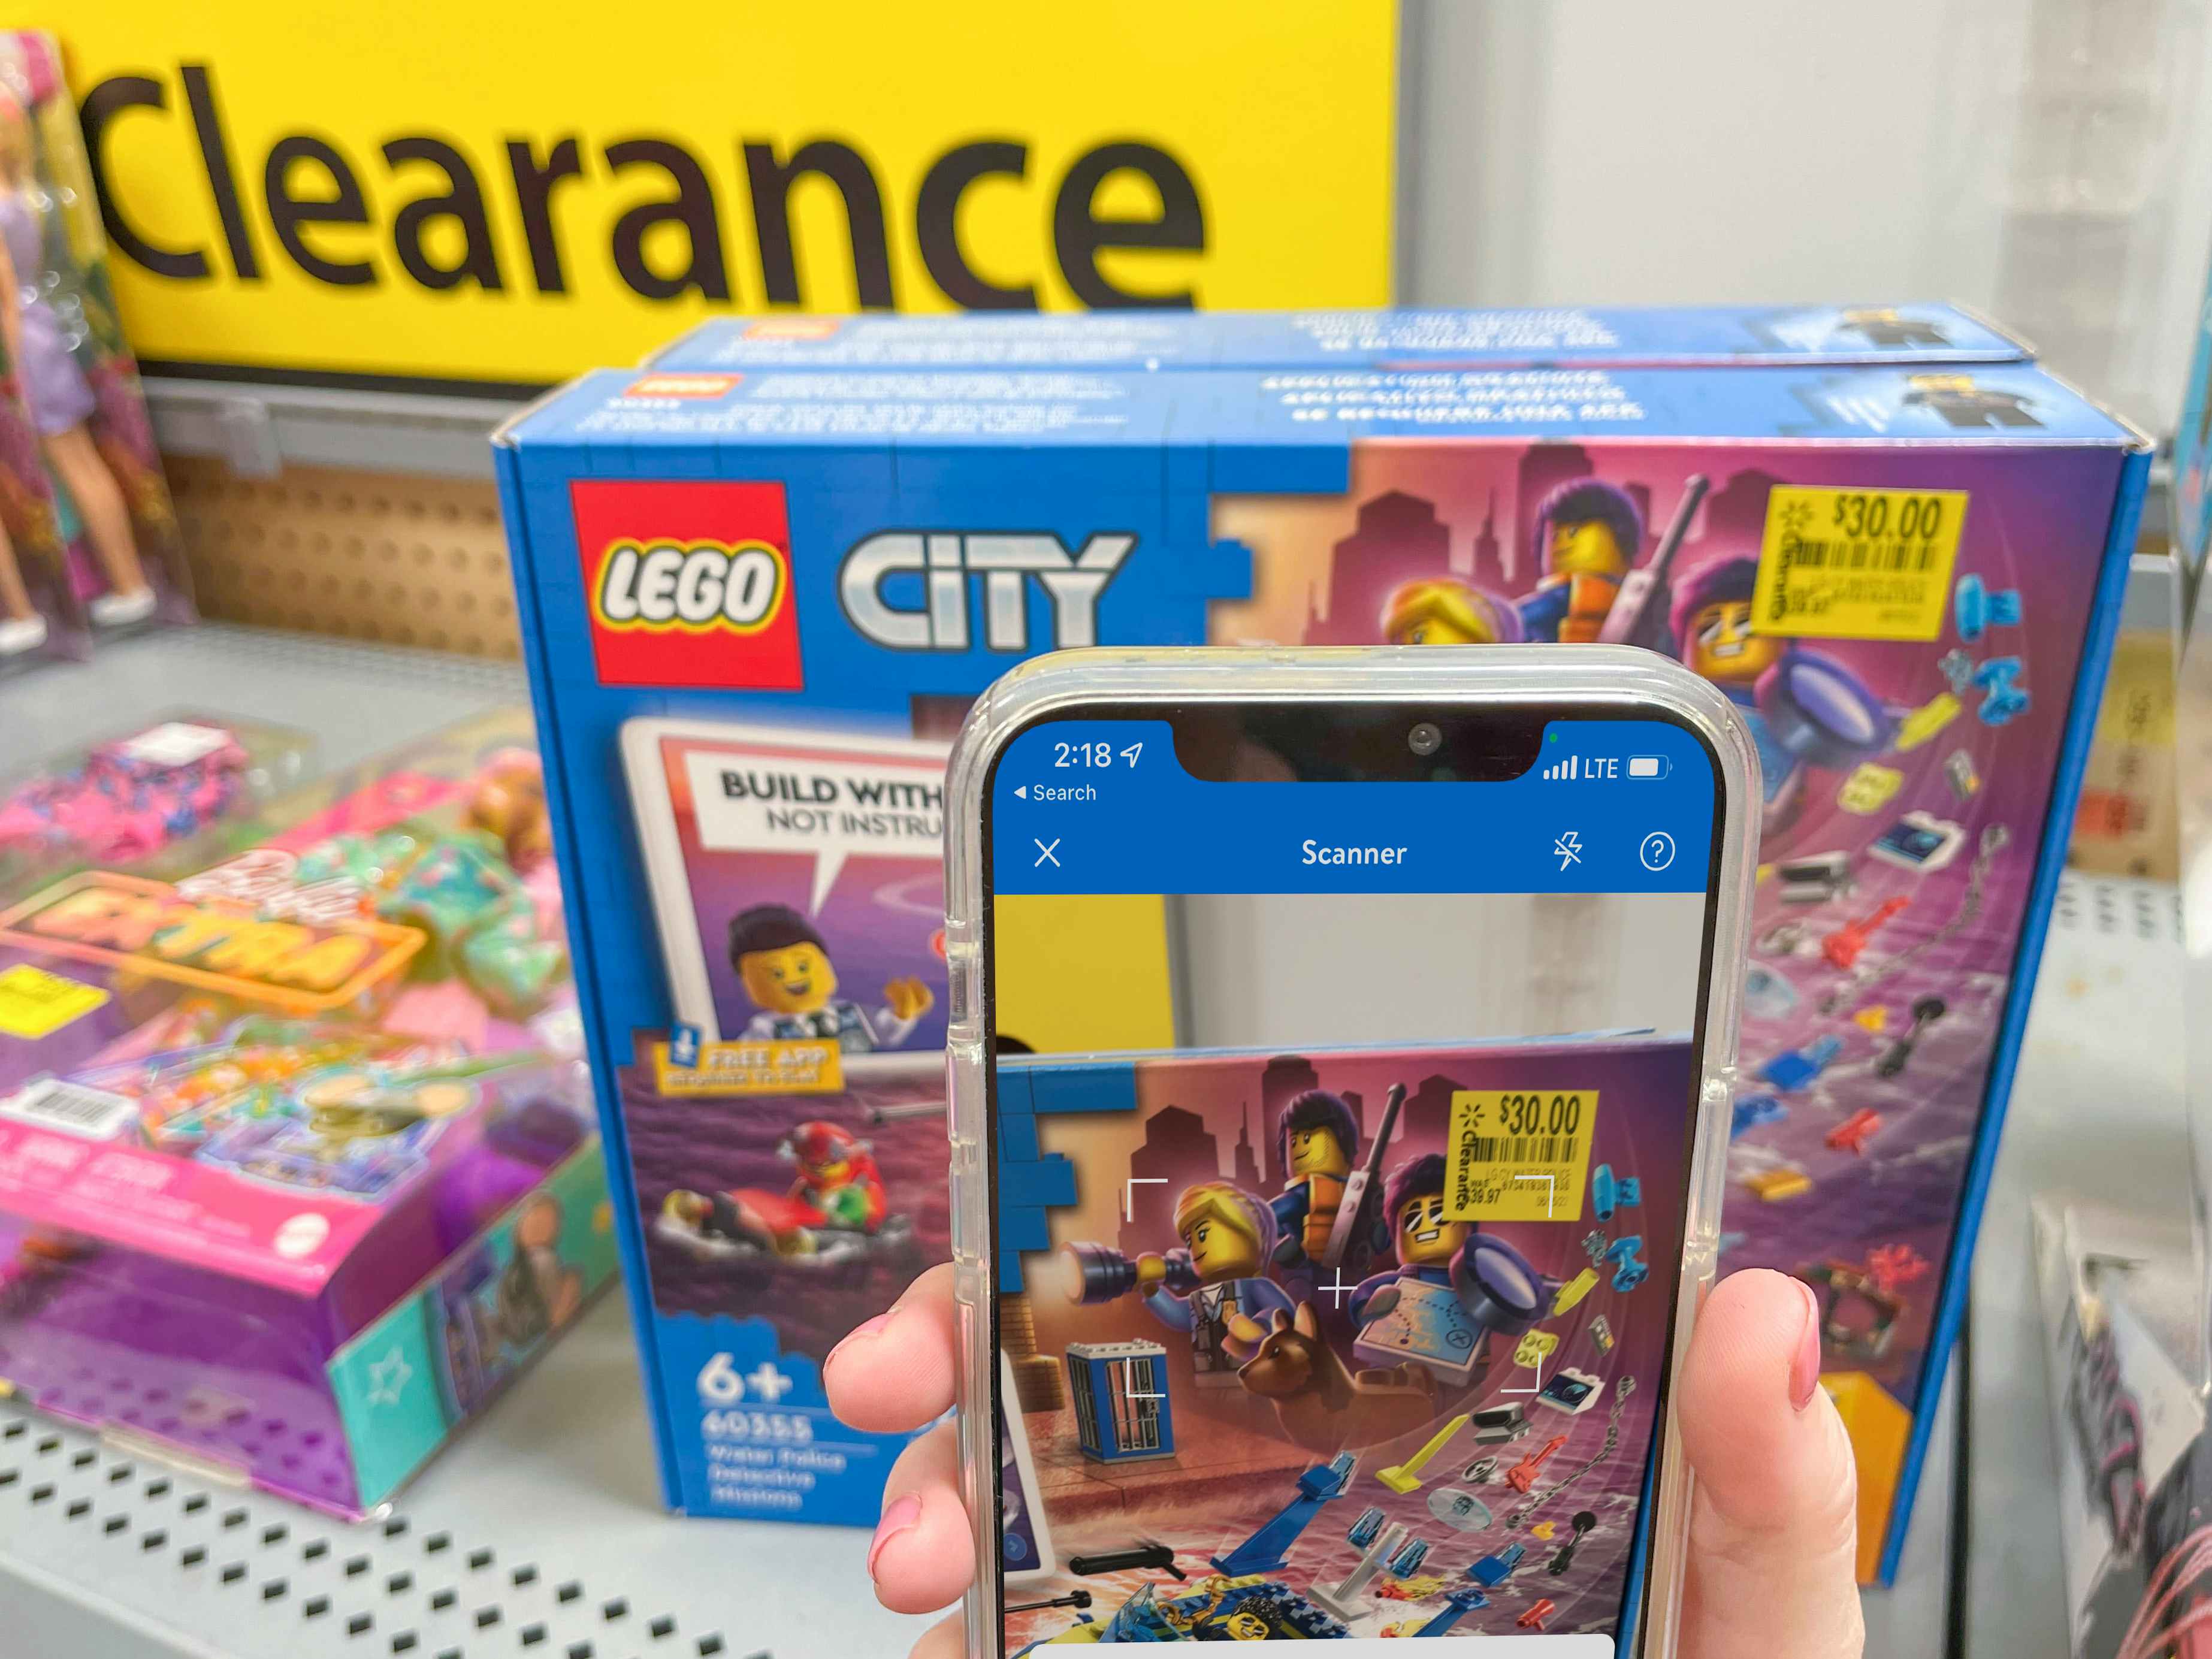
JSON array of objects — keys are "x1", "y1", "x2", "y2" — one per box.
[{"x1": 941, "y1": 645, "x2": 1761, "y2": 1658}]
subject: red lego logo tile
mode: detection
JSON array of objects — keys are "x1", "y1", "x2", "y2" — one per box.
[
  {"x1": 570, "y1": 480, "x2": 804, "y2": 691},
  {"x1": 742, "y1": 318, "x2": 839, "y2": 341},
  {"x1": 622, "y1": 373, "x2": 742, "y2": 399}
]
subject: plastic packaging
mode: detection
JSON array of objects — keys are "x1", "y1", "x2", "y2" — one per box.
[
  {"x1": 0, "y1": 710, "x2": 612, "y2": 1518},
  {"x1": 0, "y1": 713, "x2": 315, "y2": 905}
]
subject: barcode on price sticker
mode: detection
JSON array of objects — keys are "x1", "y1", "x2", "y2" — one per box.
[
  {"x1": 1751, "y1": 485, "x2": 1967, "y2": 642},
  {"x1": 0, "y1": 1078, "x2": 138, "y2": 1141},
  {"x1": 1444, "y1": 1089, "x2": 1598, "y2": 1223},
  {"x1": 1459, "y1": 1132, "x2": 1575, "y2": 1165}
]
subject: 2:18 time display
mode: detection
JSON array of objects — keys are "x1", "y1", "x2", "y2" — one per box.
[{"x1": 1052, "y1": 740, "x2": 1144, "y2": 769}]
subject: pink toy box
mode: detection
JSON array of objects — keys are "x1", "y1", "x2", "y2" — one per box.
[
  {"x1": 0, "y1": 714, "x2": 315, "y2": 906},
  {"x1": 0, "y1": 709, "x2": 615, "y2": 1517}
]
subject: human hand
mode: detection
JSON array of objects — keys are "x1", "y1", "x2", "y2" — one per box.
[
  {"x1": 823, "y1": 1264, "x2": 1863, "y2": 1659},
  {"x1": 1675, "y1": 1267, "x2": 1865, "y2": 1658}
]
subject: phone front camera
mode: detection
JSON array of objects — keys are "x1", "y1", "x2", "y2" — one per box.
[{"x1": 1408, "y1": 721, "x2": 1443, "y2": 757}]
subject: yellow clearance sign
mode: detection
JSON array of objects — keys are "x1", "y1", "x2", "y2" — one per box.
[{"x1": 34, "y1": 3, "x2": 1396, "y2": 389}]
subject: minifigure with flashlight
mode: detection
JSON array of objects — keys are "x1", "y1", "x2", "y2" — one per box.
[{"x1": 1060, "y1": 1181, "x2": 1294, "y2": 1385}]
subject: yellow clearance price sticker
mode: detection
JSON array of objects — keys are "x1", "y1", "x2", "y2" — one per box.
[
  {"x1": 652, "y1": 1038, "x2": 842, "y2": 1097},
  {"x1": 1751, "y1": 486, "x2": 1968, "y2": 642},
  {"x1": 1443, "y1": 1089, "x2": 1597, "y2": 1223},
  {"x1": 0, "y1": 963, "x2": 110, "y2": 1039}
]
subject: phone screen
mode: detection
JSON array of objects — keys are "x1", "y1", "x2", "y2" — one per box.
[{"x1": 981, "y1": 700, "x2": 1726, "y2": 1655}]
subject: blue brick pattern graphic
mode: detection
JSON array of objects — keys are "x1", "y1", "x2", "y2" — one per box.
[{"x1": 994, "y1": 1060, "x2": 1137, "y2": 1291}]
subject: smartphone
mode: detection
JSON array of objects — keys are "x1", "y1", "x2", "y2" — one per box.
[{"x1": 944, "y1": 647, "x2": 1757, "y2": 1658}]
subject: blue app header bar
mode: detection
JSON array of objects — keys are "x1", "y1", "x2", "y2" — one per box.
[{"x1": 990, "y1": 719, "x2": 1717, "y2": 897}]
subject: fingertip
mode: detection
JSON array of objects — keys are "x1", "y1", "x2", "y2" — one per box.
[
  {"x1": 1676, "y1": 1271, "x2": 1863, "y2": 1659},
  {"x1": 870, "y1": 1424, "x2": 975, "y2": 1615},
  {"x1": 826, "y1": 1262, "x2": 960, "y2": 1434},
  {"x1": 869, "y1": 1489, "x2": 975, "y2": 1614},
  {"x1": 1679, "y1": 1268, "x2": 1856, "y2": 1536}
]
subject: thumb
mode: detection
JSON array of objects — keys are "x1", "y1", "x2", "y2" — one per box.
[{"x1": 1675, "y1": 1268, "x2": 1863, "y2": 1659}]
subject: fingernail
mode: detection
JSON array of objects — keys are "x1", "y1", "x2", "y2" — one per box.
[
  {"x1": 867, "y1": 1492, "x2": 922, "y2": 1578},
  {"x1": 1789, "y1": 1277, "x2": 1823, "y2": 1411},
  {"x1": 826, "y1": 1311, "x2": 897, "y2": 1372}
]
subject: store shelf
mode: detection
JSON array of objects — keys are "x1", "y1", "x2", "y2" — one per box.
[
  {"x1": 144, "y1": 376, "x2": 521, "y2": 482},
  {"x1": 0, "y1": 622, "x2": 527, "y2": 767},
  {"x1": 1966, "y1": 871, "x2": 2187, "y2": 1659},
  {"x1": 1865, "y1": 1358, "x2": 1960, "y2": 1657},
  {"x1": 0, "y1": 1295, "x2": 931, "y2": 1659},
  {"x1": 0, "y1": 1259, "x2": 1953, "y2": 1659}
]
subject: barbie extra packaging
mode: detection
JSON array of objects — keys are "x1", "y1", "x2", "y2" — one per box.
[{"x1": 0, "y1": 711, "x2": 614, "y2": 1517}]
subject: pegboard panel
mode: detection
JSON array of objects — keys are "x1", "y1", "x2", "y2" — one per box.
[{"x1": 166, "y1": 458, "x2": 521, "y2": 659}]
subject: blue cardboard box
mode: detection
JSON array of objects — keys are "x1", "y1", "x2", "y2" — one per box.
[
  {"x1": 498, "y1": 350, "x2": 2143, "y2": 1569},
  {"x1": 646, "y1": 302, "x2": 2029, "y2": 373}
]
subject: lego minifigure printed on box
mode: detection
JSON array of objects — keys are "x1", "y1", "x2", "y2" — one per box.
[
  {"x1": 497, "y1": 305, "x2": 2147, "y2": 1566},
  {"x1": 0, "y1": 712, "x2": 615, "y2": 1518},
  {"x1": 613, "y1": 718, "x2": 957, "y2": 1518}
]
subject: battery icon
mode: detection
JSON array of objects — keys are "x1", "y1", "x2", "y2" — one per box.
[{"x1": 1628, "y1": 756, "x2": 1668, "y2": 779}]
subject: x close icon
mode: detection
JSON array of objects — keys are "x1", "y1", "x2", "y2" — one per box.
[{"x1": 1033, "y1": 838, "x2": 1062, "y2": 868}]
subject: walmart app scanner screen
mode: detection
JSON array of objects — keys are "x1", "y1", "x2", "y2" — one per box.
[{"x1": 985, "y1": 714, "x2": 1721, "y2": 1654}]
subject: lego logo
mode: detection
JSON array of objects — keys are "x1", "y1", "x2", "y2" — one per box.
[
  {"x1": 571, "y1": 480, "x2": 805, "y2": 692},
  {"x1": 594, "y1": 539, "x2": 788, "y2": 634},
  {"x1": 742, "y1": 319, "x2": 839, "y2": 341},
  {"x1": 625, "y1": 373, "x2": 741, "y2": 398}
]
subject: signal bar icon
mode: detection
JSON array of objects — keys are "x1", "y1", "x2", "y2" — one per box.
[{"x1": 1542, "y1": 755, "x2": 1582, "y2": 781}]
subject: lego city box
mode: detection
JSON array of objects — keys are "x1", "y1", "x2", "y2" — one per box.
[
  {"x1": 495, "y1": 353, "x2": 2145, "y2": 1566},
  {"x1": 648, "y1": 301, "x2": 2031, "y2": 373},
  {"x1": 0, "y1": 711, "x2": 618, "y2": 1518}
]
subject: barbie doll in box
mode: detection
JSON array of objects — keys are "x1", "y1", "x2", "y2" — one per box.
[
  {"x1": 0, "y1": 86, "x2": 152, "y2": 630},
  {"x1": 0, "y1": 506, "x2": 48, "y2": 654}
]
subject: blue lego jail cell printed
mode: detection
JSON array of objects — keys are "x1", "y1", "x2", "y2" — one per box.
[{"x1": 1065, "y1": 1340, "x2": 1174, "y2": 1462}]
